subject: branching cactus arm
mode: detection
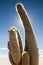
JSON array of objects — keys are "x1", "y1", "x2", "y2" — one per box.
[
  {"x1": 16, "y1": 3, "x2": 39, "y2": 65},
  {"x1": 8, "y1": 27, "x2": 23, "y2": 65},
  {"x1": 8, "y1": 27, "x2": 30, "y2": 65},
  {"x1": 21, "y1": 51, "x2": 30, "y2": 65}
]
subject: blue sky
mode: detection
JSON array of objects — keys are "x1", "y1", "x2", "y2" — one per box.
[{"x1": 0, "y1": 0, "x2": 43, "y2": 57}]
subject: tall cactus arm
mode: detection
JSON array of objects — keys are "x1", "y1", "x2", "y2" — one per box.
[{"x1": 16, "y1": 3, "x2": 39, "y2": 65}]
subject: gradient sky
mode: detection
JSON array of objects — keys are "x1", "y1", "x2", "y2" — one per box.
[{"x1": 0, "y1": 0, "x2": 43, "y2": 57}]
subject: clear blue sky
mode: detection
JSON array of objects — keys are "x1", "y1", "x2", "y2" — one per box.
[{"x1": 0, "y1": 0, "x2": 43, "y2": 51}]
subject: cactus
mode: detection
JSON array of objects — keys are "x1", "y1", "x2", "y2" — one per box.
[
  {"x1": 8, "y1": 27, "x2": 30, "y2": 65},
  {"x1": 16, "y1": 3, "x2": 39, "y2": 65},
  {"x1": 17, "y1": 3, "x2": 38, "y2": 65},
  {"x1": 8, "y1": 27, "x2": 22, "y2": 65},
  {"x1": 8, "y1": 3, "x2": 39, "y2": 65},
  {"x1": 21, "y1": 51, "x2": 30, "y2": 65}
]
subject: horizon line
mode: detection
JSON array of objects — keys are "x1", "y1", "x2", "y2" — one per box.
[{"x1": 0, "y1": 48, "x2": 8, "y2": 51}]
